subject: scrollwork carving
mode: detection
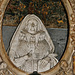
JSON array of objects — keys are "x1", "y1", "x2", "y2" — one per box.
[
  {"x1": 0, "y1": 55, "x2": 15, "y2": 75},
  {"x1": 71, "y1": 33, "x2": 75, "y2": 46},
  {"x1": 70, "y1": 14, "x2": 75, "y2": 23},
  {"x1": 56, "y1": 60, "x2": 72, "y2": 75}
]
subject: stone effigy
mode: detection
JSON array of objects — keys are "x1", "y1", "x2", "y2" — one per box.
[{"x1": 8, "y1": 14, "x2": 58, "y2": 73}]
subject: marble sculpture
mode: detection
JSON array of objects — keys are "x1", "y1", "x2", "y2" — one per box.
[{"x1": 8, "y1": 14, "x2": 58, "y2": 73}]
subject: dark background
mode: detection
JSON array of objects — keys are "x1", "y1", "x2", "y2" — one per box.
[{"x1": 3, "y1": 0, "x2": 67, "y2": 28}]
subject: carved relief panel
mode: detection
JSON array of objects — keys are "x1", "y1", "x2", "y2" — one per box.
[
  {"x1": 8, "y1": 14, "x2": 58, "y2": 73},
  {"x1": 0, "y1": 0, "x2": 75, "y2": 75}
]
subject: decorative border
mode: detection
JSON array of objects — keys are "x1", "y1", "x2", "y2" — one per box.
[{"x1": 0, "y1": 0, "x2": 75, "y2": 75}]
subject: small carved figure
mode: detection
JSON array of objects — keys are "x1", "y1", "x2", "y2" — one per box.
[{"x1": 8, "y1": 14, "x2": 58, "y2": 73}]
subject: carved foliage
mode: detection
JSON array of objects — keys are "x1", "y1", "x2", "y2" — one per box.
[
  {"x1": 71, "y1": 33, "x2": 75, "y2": 46},
  {"x1": 69, "y1": 0, "x2": 75, "y2": 25},
  {"x1": 70, "y1": 14, "x2": 75, "y2": 23},
  {"x1": 68, "y1": 0, "x2": 75, "y2": 47},
  {"x1": 0, "y1": 55, "x2": 14, "y2": 75},
  {"x1": 56, "y1": 60, "x2": 72, "y2": 75}
]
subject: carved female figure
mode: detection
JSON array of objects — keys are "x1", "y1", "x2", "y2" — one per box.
[{"x1": 8, "y1": 14, "x2": 58, "y2": 73}]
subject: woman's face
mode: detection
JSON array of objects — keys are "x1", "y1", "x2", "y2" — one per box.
[{"x1": 27, "y1": 19, "x2": 38, "y2": 34}]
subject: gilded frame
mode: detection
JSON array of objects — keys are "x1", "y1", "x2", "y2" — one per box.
[{"x1": 0, "y1": 0, "x2": 75, "y2": 75}]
